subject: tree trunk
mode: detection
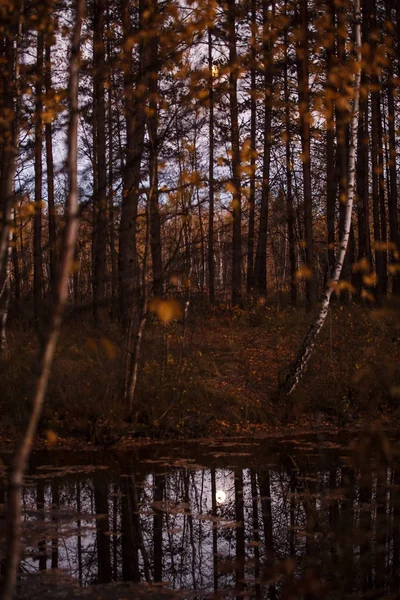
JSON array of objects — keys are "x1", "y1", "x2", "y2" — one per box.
[
  {"x1": 107, "y1": 13, "x2": 118, "y2": 319},
  {"x1": 246, "y1": 0, "x2": 257, "y2": 295},
  {"x1": 34, "y1": 30, "x2": 44, "y2": 323},
  {"x1": 147, "y1": 2, "x2": 163, "y2": 298},
  {"x1": 296, "y1": 0, "x2": 313, "y2": 309},
  {"x1": 284, "y1": 1, "x2": 296, "y2": 307},
  {"x1": 354, "y1": 0, "x2": 371, "y2": 298},
  {"x1": 93, "y1": 0, "x2": 107, "y2": 321},
  {"x1": 208, "y1": 25, "x2": 215, "y2": 304},
  {"x1": 254, "y1": 0, "x2": 274, "y2": 298},
  {"x1": 118, "y1": 0, "x2": 147, "y2": 324},
  {"x1": 335, "y1": 3, "x2": 352, "y2": 303},
  {"x1": 281, "y1": 0, "x2": 361, "y2": 396},
  {"x1": 227, "y1": 0, "x2": 242, "y2": 307},
  {"x1": 386, "y1": 0, "x2": 400, "y2": 294},
  {"x1": 369, "y1": 0, "x2": 387, "y2": 298},
  {"x1": 326, "y1": 1, "x2": 336, "y2": 277},
  {"x1": 45, "y1": 32, "x2": 57, "y2": 303}
]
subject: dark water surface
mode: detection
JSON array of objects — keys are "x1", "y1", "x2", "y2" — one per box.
[{"x1": 1, "y1": 430, "x2": 400, "y2": 599}]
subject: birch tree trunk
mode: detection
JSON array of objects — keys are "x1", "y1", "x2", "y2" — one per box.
[
  {"x1": 281, "y1": 0, "x2": 361, "y2": 396},
  {"x1": 1, "y1": 1, "x2": 84, "y2": 596}
]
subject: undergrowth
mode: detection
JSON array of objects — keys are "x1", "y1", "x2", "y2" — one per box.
[{"x1": 1, "y1": 301, "x2": 399, "y2": 441}]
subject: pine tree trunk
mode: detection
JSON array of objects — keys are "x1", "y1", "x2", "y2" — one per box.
[
  {"x1": 208, "y1": 25, "x2": 215, "y2": 304},
  {"x1": 354, "y1": 0, "x2": 371, "y2": 298},
  {"x1": 34, "y1": 30, "x2": 44, "y2": 323},
  {"x1": 326, "y1": 1, "x2": 336, "y2": 277},
  {"x1": 107, "y1": 12, "x2": 118, "y2": 319},
  {"x1": 119, "y1": 0, "x2": 147, "y2": 324},
  {"x1": 45, "y1": 32, "x2": 57, "y2": 304},
  {"x1": 284, "y1": 4, "x2": 297, "y2": 307},
  {"x1": 93, "y1": 0, "x2": 107, "y2": 321},
  {"x1": 369, "y1": 0, "x2": 387, "y2": 299},
  {"x1": 227, "y1": 0, "x2": 242, "y2": 307},
  {"x1": 246, "y1": 0, "x2": 257, "y2": 295},
  {"x1": 147, "y1": 3, "x2": 162, "y2": 298},
  {"x1": 254, "y1": 0, "x2": 274, "y2": 298},
  {"x1": 386, "y1": 0, "x2": 400, "y2": 294},
  {"x1": 296, "y1": 0, "x2": 313, "y2": 309}
]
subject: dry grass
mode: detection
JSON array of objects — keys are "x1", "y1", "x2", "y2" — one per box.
[{"x1": 1, "y1": 301, "x2": 399, "y2": 440}]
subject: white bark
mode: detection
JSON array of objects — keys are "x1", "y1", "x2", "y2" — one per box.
[{"x1": 282, "y1": 0, "x2": 362, "y2": 396}]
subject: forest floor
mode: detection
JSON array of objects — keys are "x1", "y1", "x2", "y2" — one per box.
[{"x1": 1, "y1": 300, "x2": 400, "y2": 451}]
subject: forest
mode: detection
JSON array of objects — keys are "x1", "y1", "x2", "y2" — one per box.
[{"x1": 0, "y1": 0, "x2": 400, "y2": 597}]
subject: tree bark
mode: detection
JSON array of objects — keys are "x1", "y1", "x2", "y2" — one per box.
[
  {"x1": 386, "y1": 0, "x2": 400, "y2": 294},
  {"x1": 226, "y1": 0, "x2": 242, "y2": 307},
  {"x1": 34, "y1": 30, "x2": 44, "y2": 322},
  {"x1": 254, "y1": 0, "x2": 274, "y2": 298},
  {"x1": 45, "y1": 30, "x2": 57, "y2": 303},
  {"x1": 326, "y1": 1, "x2": 336, "y2": 277},
  {"x1": 118, "y1": 0, "x2": 147, "y2": 324},
  {"x1": 246, "y1": 0, "x2": 257, "y2": 295},
  {"x1": 296, "y1": 0, "x2": 313, "y2": 309},
  {"x1": 147, "y1": 2, "x2": 163, "y2": 298},
  {"x1": 281, "y1": 0, "x2": 361, "y2": 396},
  {"x1": 369, "y1": 0, "x2": 387, "y2": 298},
  {"x1": 208, "y1": 25, "x2": 215, "y2": 304},
  {"x1": 354, "y1": 0, "x2": 371, "y2": 298},
  {"x1": 93, "y1": 0, "x2": 107, "y2": 320},
  {"x1": 284, "y1": 1, "x2": 297, "y2": 307}
]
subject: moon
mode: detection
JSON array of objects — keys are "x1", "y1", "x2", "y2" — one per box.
[{"x1": 216, "y1": 490, "x2": 226, "y2": 504}]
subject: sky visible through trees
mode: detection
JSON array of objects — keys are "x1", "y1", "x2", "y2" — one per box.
[{"x1": 1, "y1": 0, "x2": 399, "y2": 330}]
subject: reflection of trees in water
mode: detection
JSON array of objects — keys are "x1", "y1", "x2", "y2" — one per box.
[{"x1": 7, "y1": 457, "x2": 400, "y2": 597}]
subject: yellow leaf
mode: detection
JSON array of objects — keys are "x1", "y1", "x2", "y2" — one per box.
[
  {"x1": 363, "y1": 273, "x2": 378, "y2": 286},
  {"x1": 352, "y1": 257, "x2": 370, "y2": 273},
  {"x1": 361, "y1": 289, "x2": 375, "y2": 302},
  {"x1": 45, "y1": 429, "x2": 58, "y2": 446},
  {"x1": 295, "y1": 264, "x2": 312, "y2": 280},
  {"x1": 150, "y1": 298, "x2": 183, "y2": 324},
  {"x1": 225, "y1": 181, "x2": 237, "y2": 194}
]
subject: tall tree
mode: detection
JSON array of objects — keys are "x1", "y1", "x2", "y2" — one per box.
[
  {"x1": 147, "y1": 0, "x2": 163, "y2": 298},
  {"x1": 354, "y1": 0, "x2": 371, "y2": 298},
  {"x1": 295, "y1": 0, "x2": 313, "y2": 308},
  {"x1": 283, "y1": 1, "x2": 296, "y2": 307},
  {"x1": 92, "y1": 0, "x2": 107, "y2": 320},
  {"x1": 34, "y1": 28, "x2": 44, "y2": 322},
  {"x1": 369, "y1": 0, "x2": 387, "y2": 298},
  {"x1": 325, "y1": 0, "x2": 336, "y2": 278},
  {"x1": 45, "y1": 14, "x2": 57, "y2": 302},
  {"x1": 386, "y1": 0, "x2": 400, "y2": 294},
  {"x1": 254, "y1": 0, "x2": 274, "y2": 298},
  {"x1": 246, "y1": 0, "x2": 257, "y2": 294},
  {"x1": 208, "y1": 22, "x2": 215, "y2": 304},
  {"x1": 119, "y1": 0, "x2": 147, "y2": 323},
  {"x1": 226, "y1": 0, "x2": 242, "y2": 306}
]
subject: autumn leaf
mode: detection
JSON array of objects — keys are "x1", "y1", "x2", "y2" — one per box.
[
  {"x1": 149, "y1": 298, "x2": 183, "y2": 324},
  {"x1": 45, "y1": 429, "x2": 58, "y2": 446},
  {"x1": 295, "y1": 264, "x2": 312, "y2": 280}
]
